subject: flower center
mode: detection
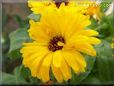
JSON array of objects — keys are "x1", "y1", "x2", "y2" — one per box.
[
  {"x1": 48, "y1": 36, "x2": 65, "y2": 52},
  {"x1": 53, "y1": 0, "x2": 69, "y2": 8}
]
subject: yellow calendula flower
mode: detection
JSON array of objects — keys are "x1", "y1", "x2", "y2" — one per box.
[
  {"x1": 28, "y1": 0, "x2": 84, "y2": 14},
  {"x1": 28, "y1": 0, "x2": 70, "y2": 14},
  {"x1": 20, "y1": 3, "x2": 101, "y2": 82},
  {"x1": 83, "y1": 1, "x2": 102, "y2": 20},
  {"x1": 28, "y1": 0, "x2": 56, "y2": 14}
]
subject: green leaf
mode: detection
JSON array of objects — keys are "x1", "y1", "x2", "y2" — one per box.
[
  {"x1": 2, "y1": 72, "x2": 16, "y2": 84},
  {"x1": 2, "y1": 66, "x2": 28, "y2": 84},
  {"x1": 8, "y1": 28, "x2": 30, "y2": 59},
  {"x1": 80, "y1": 74, "x2": 101, "y2": 84},
  {"x1": 20, "y1": 65, "x2": 31, "y2": 79},
  {"x1": 94, "y1": 41, "x2": 114, "y2": 83},
  {"x1": 13, "y1": 66, "x2": 28, "y2": 84},
  {"x1": 29, "y1": 77, "x2": 40, "y2": 84},
  {"x1": 28, "y1": 13, "x2": 41, "y2": 22},
  {"x1": 20, "y1": 65, "x2": 41, "y2": 84}
]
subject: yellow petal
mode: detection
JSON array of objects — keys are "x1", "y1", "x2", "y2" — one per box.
[
  {"x1": 42, "y1": 53, "x2": 53, "y2": 67},
  {"x1": 38, "y1": 65, "x2": 50, "y2": 82},
  {"x1": 51, "y1": 65, "x2": 63, "y2": 82},
  {"x1": 75, "y1": 43, "x2": 96, "y2": 56},
  {"x1": 29, "y1": 52, "x2": 50, "y2": 77},
  {"x1": 72, "y1": 51, "x2": 86, "y2": 68},
  {"x1": 28, "y1": 0, "x2": 55, "y2": 14},
  {"x1": 69, "y1": 35, "x2": 89, "y2": 43},
  {"x1": 21, "y1": 46, "x2": 41, "y2": 54},
  {"x1": 53, "y1": 50, "x2": 62, "y2": 67},
  {"x1": 78, "y1": 30, "x2": 99, "y2": 36},
  {"x1": 30, "y1": 53, "x2": 50, "y2": 77},
  {"x1": 37, "y1": 53, "x2": 53, "y2": 82},
  {"x1": 23, "y1": 47, "x2": 49, "y2": 66},
  {"x1": 28, "y1": 20, "x2": 51, "y2": 42},
  {"x1": 60, "y1": 58, "x2": 71, "y2": 81},
  {"x1": 21, "y1": 44, "x2": 49, "y2": 57},
  {"x1": 29, "y1": 55, "x2": 44, "y2": 77},
  {"x1": 38, "y1": 53, "x2": 53, "y2": 82},
  {"x1": 21, "y1": 44, "x2": 50, "y2": 77},
  {"x1": 88, "y1": 37, "x2": 101, "y2": 45},
  {"x1": 62, "y1": 51, "x2": 82, "y2": 73},
  {"x1": 22, "y1": 52, "x2": 41, "y2": 66}
]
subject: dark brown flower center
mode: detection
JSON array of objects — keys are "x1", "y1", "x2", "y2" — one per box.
[
  {"x1": 53, "y1": 0, "x2": 69, "y2": 8},
  {"x1": 48, "y1": 36, "x2": 65, "y2": 52}
]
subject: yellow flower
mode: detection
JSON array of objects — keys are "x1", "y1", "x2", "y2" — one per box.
[
  {"x1": 28, "y1": 0, "x2": 56, "y2": 14},
  {"x1": 28, "y1": 0, "x2": 84, "y2": 14},
  {"x1": 20, "y1": 4, "x2": 101, "y2": 82},
  {"x1": 82, "y1": 1, "x2": 102, "y2": 20}
]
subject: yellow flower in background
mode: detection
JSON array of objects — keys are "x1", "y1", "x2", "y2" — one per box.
[
  {"x1": 28, "y1": 0, "x2": 102, "y2": 20},
  {"x1": 82, "y1": 1, "x2": 102, "y2": 20},
  {"x1": 28, "y1": 0, "x2": 85, "y2": 14},
  {"x1": 28, "y1": 0, "x2": 56, "y2": 14},
  {"x1": 21, "y1": 3, "x2": 101, "y2": 82},
  {"x1": 28, "y1": 0, "x2": 71, "y2": 14}
]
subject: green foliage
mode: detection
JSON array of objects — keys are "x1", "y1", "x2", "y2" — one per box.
[
  {"x1": 20, "y1": 65, "x2": 31, "y2": 79},
  {"x1": 95, "y1": 41, "x2": 114, "y2": 82},
  {"x1": 20, "y1": 65, "x2": 40, "y2": 84},
  {"x1": 88, "y1": 13, "x2": 113, "y2": 42},
  {"x1": 8, "y1": 28, "x2": 30, "y2": 59},
  {"x1": 80, "y1": 41, "x2": 114, "y2": 84},
  {"x1": 100, "y1": 0, "x2": 112, "y2": 12},
  {"x1": 2, "y1": 65, "x2": 40, "y2": 84},
  {"x1": 80, "y1": 74, "x2": 101, "y2": 84},
  {"x1": 28, "y1": 13, "x2": 41, "y2": 22},
  {"x1": 2, "y1": 66, "x2": 28, "y2": 84}
]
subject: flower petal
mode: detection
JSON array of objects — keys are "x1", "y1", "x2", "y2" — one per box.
[
  {"x1": 53, "y1": 50, "x2": 62, "y2": 67},
  {"x1": 21, "y1": 44, "x2": 50, "y2": 77},
  {"x1": 88, "y1": 37, "x2": 101, "y2": 45},
  {"x1": 78, "y1": 30, "x2": 99, "y2": 36},
  {"x1": 29, "y1": 55, "x2": 44, "y2": 77},
  {"x1": 62, "y1": 50, "x2": 82, "y2": 73},
  {"x1": 52, "y1": 65, "x2": 63, "y2": 82},
  {"x1": 69, "y1": 35, "x2": 89, "y2": 43},
  {"x1": 28, "y1": 20, "x2": 51, "y2": 42},
  {"x1": 37, "y1": 53, "x2": 53, "y2": 82},
  {"x1": 60, "y1": 58, "x2": 71, "y2": 80},
  {"x1": 38, "y1": 65, "x2": 50, "y2": 82},
  {"x1": 75, "y1": 43, "x2": 96, "y2": 56},
  {"x1": 42, "y1": 53, "x2": 53, "y2": 67},
  {"x1": 71, "y1": 51, "x2": 86, "y2": 68}
]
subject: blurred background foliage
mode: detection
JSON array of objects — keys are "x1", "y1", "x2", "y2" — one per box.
[{"x1": 1, "y1": 0, "x2": 114, "y2": 85}]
